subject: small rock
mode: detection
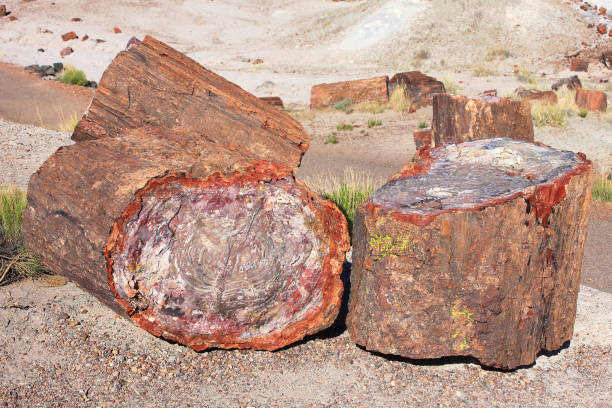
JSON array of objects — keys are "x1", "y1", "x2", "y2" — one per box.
[
  {"x1": 61, "y1": 31, "x2": 77, "y2": 41},
  {"x1": 0, "y1": 5, "x2": 6, "y2": 16},
  {"x1": 597, "y1": 24, "x2": 607, "y2": 35},
  {"x1": 113, "y1": 27, "x2": 122, "y2": 34},
  {"x1": 82, "y1": 34, "x2": 89, "y2": 41},
  {"x1": 44, "y1": 66, "x2": 55, "y2": 75},
  {"x1": 125, "y1": 36, "x2": 141, "y2": 50},
  {"x1": 37, "y1": 48, "x2": 45, "y2": 52},
  {"x1": 252, "y1": 58, "x2": 264, "y2": 65},
  {"x1": 95, "y1": 39, "x2": 106, "y2": 44},
  {"x1": 8, "y1": 15, "x2": 16, "y2": 21},
  {"x1": 58, "y1": 312, "x2": 70, "y2": 320},
  {"x1": 53, "y1": 62, "x2": 63, "y2": 72},
  {"x1": 71, "y1": 17, "x2": 82, "y2": 22},
  {"x1": 86, "y1": 80, "x2": 97, "y2": 88},
  {"x1": 60, "y1": 47, "x2": 73, "y2": 57},
  {"x1": 570, "y1": 57, "x2": 588, "y2": 72},
  {"x1": 600, "y1": 7, "x2": 607, "y2": 16}
]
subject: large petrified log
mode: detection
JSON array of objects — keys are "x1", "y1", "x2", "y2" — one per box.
[
  {"x1": 347, "y1": 138, "x2": 592, "y2": 369},
  {"x1": 23, "y1": 128, "x2": 350, "y2": 350},
  {"x1": 388, "y1": 71, "x2": 445, "y2": 108},
  {"x1": 432, "y1": 94, "x2": 534, "y2": 147},
  {"x1": 310, "y1": 76, "x2": 389, "y2": 109},
  {"x1": 72, "y1": 36, "x2": 309, "y2": 171}
]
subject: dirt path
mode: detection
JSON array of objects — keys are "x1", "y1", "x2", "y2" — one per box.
[{"x1": 0, "y1": 62, "x2": 93, "y2": 130}]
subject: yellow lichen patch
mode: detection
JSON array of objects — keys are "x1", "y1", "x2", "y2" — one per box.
[
  {"x1": 451, "y1": 300, "x2": 473, "y2": 351},
  {"x1": 369, "y1": 231, "x2": 415, "y2": 260}
]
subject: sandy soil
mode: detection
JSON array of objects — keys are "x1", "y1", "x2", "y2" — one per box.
[{"x1": 0, "y1": 0, "x2": 611, "y2": 406}]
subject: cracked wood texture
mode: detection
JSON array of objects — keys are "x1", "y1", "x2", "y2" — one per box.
[
  {"x1": 432, "y1": 94, "x2": 534, "y2": 147},
  {"x1": 310, "y1": 76, "x2": 389, "y2": 109},
  {"x1": 71, "y1": 36, "x2": 309, "y2": 171},
  {"x1": 23, "y1": 127, "x2": 349, "y2": 351},
  {"x1": 388, "y1": 71, "x2": 445, "y2": 108},
  {"x1": 347, "y1": 138, "x2": 593, "y2": 369}
]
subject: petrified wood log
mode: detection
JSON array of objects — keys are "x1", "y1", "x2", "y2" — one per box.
[
  {"x1": 259, "y1": 96, "x2": 284, "y2": 108},
  {"x1": 23, "y1": 128, "x2": 350, "y2": 351},
  {"x1": 310, "y1": 76, "x2": 389, "y2": 109},
  {"x1": 551, "y1": 75, "x2": 582, "y2": 91},
  {"x1": 347, "y1": 138, "x2": 593, "y2": 369},
  {"x1": 575, "y1": 89, "x2": 608, "y2": 112},
  {"x1": 514, "y1": 87, "x2": 558, "y2": 105},
  {"x1": 432, "y1": 94, "x2": 534, "y2": 147},
  {"x1": 72, "y1": 36, "x2": 309, "y2": 171},
  {"x1": 388, "y1": 71, "x2": 445, "y2": 108}
]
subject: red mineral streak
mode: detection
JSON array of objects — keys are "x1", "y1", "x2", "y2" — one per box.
[
  {"x1": 366, "y1": 144, "x2": 592, "y2": 227},
  {"x1": 104, "y1": 161, "x2": 349, "y2": 351}
]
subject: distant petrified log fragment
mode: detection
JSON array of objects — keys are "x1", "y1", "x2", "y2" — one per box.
[
  {"x1": 514, "y1": 87, "x2": 558, "y2": 104},
  {"x1": 551, "y1": 75, "x2": 582, "y2": 91},
  {"x1": 432, "y1": 94, "x2": 534, "y2": 147},
  {"x1": 23, "y1": 128, "x2": 349, "y2": 351},
  {"x1": 310, "y1": 76, "x2": 389, "y2": 109},
  {"x1": 575, "y1": 89, "x2": 608, "y2": 112},
  {"x1": 347, "y1": 138, "x2": 593, "y2": 370},
  {"x1": 602, "y1": 50, "x2": 612, "y2": 69},
  {"x1": 389, "y1": 71, "x2": 445, "y2": 108},
  {"x1": 72, "y1": 36, "x2": 309, "y2": 171},
  {"x1": 570, "y1": 58, "x2": 588, "y2": 72},
  {"x1": 259, "y1": 96, "x2": 284, "y2": 108}
]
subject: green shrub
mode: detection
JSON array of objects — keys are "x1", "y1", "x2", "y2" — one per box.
[
  {"x1": 333, "y1": 99, "x2": 352, "y2": 111},
  {"x1": 324, "y1": 133, "x2": 339, "y2": 144},
  {"x1": 516, "y1": 66, "x2": 537, "y2": 85},
  {"x1": 336, "y1": 123, "x2": 354, "y2": 131},
  {"x1": 0, "y1": 185, "x2": 27, "y2": 245},
  {"x1": 367, "y1": 118, "x2": 382, "y2": 128},
  {"x1": 418, "y1": 121, "x2": 428, "y2": 129},
  {"x1": 325, "y1": 184, "x2": 372, "y2": 238},
  {"x1": 578, "y1": 110, "x2": 588, "y2": 118},
  {"x1": 593, "y1": 173, "x2": 612, "y2": 202},
  {"x1": 531, "y1": 101, "x2": 566, "y2": 127},
  {"x1": 60, "y1": 68, "x2": 88, "y2": 86}
]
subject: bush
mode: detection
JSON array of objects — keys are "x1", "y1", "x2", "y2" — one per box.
[
  {"x1": 0, "y1": 186, "x2": 46, "y2": 285},
  {"x1": 531, "y1": 101, "x2": 566, "y2": 127},
  {"x1": 336, "y1": 123, "x2": 354, "y2": 131},
  {"x1": 418, "y1": 121, "x2": 428, "y2": 129},
  {"x1": 516, "y1": 66, "x2": 537, "y2": 85},
  {"x1": 485, "y1": 46, "x2": 511, "y2": 61},
  {"x1": 324, "y1": 133, "x2": 339, "y2": 144},
  {"x1": 593, "y1": 173, "x2": 612, "y2": 202},
  {"x1": 472, "y1": 64, "x2": 497, "y2": 78},
  {"x1": 367, "y1": 118, "x2": 382, "y2": 128},
  {"x1": 442, "y1": 78, "x2": 460, "y2": 95},
  {"x1": 60, "y1": 68, "x2": 88, "y2": 86},
  {"x1": 578, "y1": 110, "x2": 588, "y2": 118},
  {"x1": 333, "y1": 99, "x2": 352, "y2": 111}
]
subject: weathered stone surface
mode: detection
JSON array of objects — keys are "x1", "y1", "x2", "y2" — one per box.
[
  {"x1": 575, "y1": 89, "x2": 607, "y2": 111},
  {"x1": 259, "y1": 96, "x2": 284, "y2": 108},
  {"x1": 515, "y1": 87, "x2": 558, "y2": 104},
  {"x1": 23, "y1": 127, "x2": 350, "y2": 351},
  {"x1": 570, "y1": 58, "x2": 588, "y2": 72},
  {"x1": 602, "y1": 50, "x2": 612, "y2": 69},
  {"x1": 432, "y1": 94, "x2": 534, "y2": 147},
  {"x1": 73, "y1": 36, "x2": 309, "y2": 171},
  {"x1": 551, "y1": 75, "x2": 582, "y2": 91},
  {"x1": 413, "y1": 128, "x2": 433, "y2": 150},
  {"x1": 388, "y1": 71, "x2": 445, "y2": 108},
  {"x1": 347, "y1": 138, "x2": 593, "y2": 370},
  {"x1": 61, "y1": 31, "x2": 77, "y2": 41},
  {"x1": 310, "y1": 76, "x2": 389, "y2": 109},
  {"x1": 60, "y1": 47, "x2": 73, "y2": 57},
  {"x1": 0, "y1": 5, "x2": 6, "y2": 16}
]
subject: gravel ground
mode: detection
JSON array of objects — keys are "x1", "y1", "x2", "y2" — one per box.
[
  {"x1": 0, "y1": 119, "x2": 72, "y2": 189},
  {"x1": 0, "y1": 279, "x2": 610, "y2": 408}
]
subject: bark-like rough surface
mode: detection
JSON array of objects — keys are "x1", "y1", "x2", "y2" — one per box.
[
  {"x1": 259, "y1": 96, "x2": 284, "y2": 108},
  {"x1": 388, "y1": 71, "x2": 445, "y2": 108},
  {"x1": 310, "y1": 76, "x2": 389, "y2": 109},
  {"x1": 347, "y1": 138, "x2": 593, "y2": 370},
  {"x1": 23, "y1": 128, "x2": 350, "y2": 351},
  {"x1": 515, "y1": 87, "x2": 558, "y2": 104},
  {"x1": 413, "y1": 128, "x2": 433, "y2": 150},
  {"x1": 432, "y1": 94, "x2": 534, "y2": 147},
  {"x1": 551, "y1": 75, "x2": 582, "y2": 91},
  {"x1": 72, "y1": 36, "x2": 309, "y2": 171},
  {"x1": 575, "y1": 89, "x2": 607, "y2": 112}
]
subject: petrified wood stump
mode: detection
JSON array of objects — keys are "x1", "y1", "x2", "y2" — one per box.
[
  {"x1": 72, "y1": 36, "x2": 309, "y2": 171},
  {"x1": 23, "y1": 128, "x2": 350, "y2": 351},
  {"x1": 347, "y1": 138, "x2": 593, "y2": 369},
  {"x1": 310, "y1": 76, "x2": 389, "y2": 109},
  {"x1": 432, "y1": 94, "x2": 534, "y2": 147},
  {"x1": 389, "y1": 71, "x2": 445, "y2": 108}
]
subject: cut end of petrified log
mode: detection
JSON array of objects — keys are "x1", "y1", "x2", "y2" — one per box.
[
  {"x1": 349, "y1": 137, "x2": 593, "y2": 369},
  {"x1": 106, "y1": 164, "x2": 349, "y2": 351},
  {"x1": 374, "y1": 138, "x2": 588, "y2": 225}
]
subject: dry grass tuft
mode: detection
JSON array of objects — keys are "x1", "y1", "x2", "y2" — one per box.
[
  {"x1": 352, "y1": 100, "x2": 385, "y2": 114},
  {"x1": 304, "y1": 168, "x2": 383, "y2": 238},
  {"x1": 472, "y1": 63, "x2": 497, "y2": 78},
  {"x1": 531, "y1": 89, "x2": 580, "y2": 127},
  {"x1": 387, "y1": 87, "x2": 411, "y2": 113},
  {"x1": 442, "y1": 78, "x2": 460, "y2": 95},
  {"x1": 593, "y1": 170, "x2": 612, "y2": 202},
  {"x1": 58, "y1": 113, "x2": 80, "y2": 132}
]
